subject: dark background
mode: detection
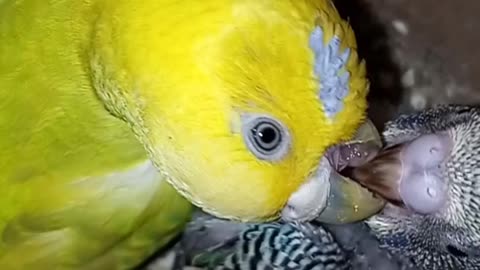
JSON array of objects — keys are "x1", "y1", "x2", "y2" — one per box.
[{"x1": 335, "y1": 0, "x2": 480, "y2": 127}]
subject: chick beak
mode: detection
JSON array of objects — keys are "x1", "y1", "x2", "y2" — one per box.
[
  {"x1": 349, "y1": 133, "x2": 451, "y2": 215},
  {"x1": 347, "y1": 146, "x2": 405, "y2": 206},
  {"x1": 282, "y1": 119, "x2": 386, "y2": 224}
]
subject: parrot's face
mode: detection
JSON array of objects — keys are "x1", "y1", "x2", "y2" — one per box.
[
  {"x1": 352, "y1": 105, "x2": 480, "y2": 270},
  {"x1": 142, "y1": 24, "x2": 383, "y2": 223},
  {"x1": 92, "y1": 1, "x2": 384, "y2": 223}
]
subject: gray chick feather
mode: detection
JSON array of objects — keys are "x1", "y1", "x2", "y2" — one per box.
[
  {"x1": 171, "y1": 211, "x2": 418, "y2": 270},
  {"x1": 173, "y1": 211, "x2": 349, "y2": 270},
  {"x1": 366, "y1": 104, "x2": 480, "y2": 270}
]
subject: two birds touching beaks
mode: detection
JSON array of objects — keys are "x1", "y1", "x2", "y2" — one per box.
[
  {"x1": 172, "y1": 105, "x2": 480, "y2": 270},
  {"x1": 1, "y1": 0, "x2": 479, "y2": 270}
]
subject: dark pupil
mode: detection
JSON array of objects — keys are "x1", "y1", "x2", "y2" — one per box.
[
  {"x1": 251, "y1": 122, "x2": 280, "y2": 151},
  {"x1": 258, "y1": 126, "x2": 277, "y2": 144}
]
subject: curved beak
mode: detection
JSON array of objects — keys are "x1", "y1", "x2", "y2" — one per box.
[
  {"x1": 281, "y1": 119, "x2": 386, "y2": 224},
  {"x1": 316, "y1": 119, "x2": 385, "y2": 224},
  {"x1": 315, "y1": 168, "x2": 385, "y2": 224}
]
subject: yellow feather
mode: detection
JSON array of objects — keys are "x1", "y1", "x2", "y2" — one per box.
[
  {"x1": 0, "y1": 0, "x2": 368, "y2": 268},
  {"x1": 91, "y1": 0, "x2": 368, "y2": 219}
]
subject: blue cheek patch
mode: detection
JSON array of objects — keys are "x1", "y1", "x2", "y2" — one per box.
[{"x1": 309, "y1": 26, "x2": 351, "y2": 119}]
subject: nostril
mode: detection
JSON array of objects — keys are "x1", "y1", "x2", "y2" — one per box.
[
  {"x1": 426, "y1": 187, "x2": 437, "y2": 198},
  {"x1": 403, "y1": 133, "x2": 452, "y2": 169},
  {"x1": 399, "y1": 170, "x2": 447, "y2": 214}
]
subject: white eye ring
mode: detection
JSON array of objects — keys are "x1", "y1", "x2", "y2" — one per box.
[{"x1": 242, "y1": 114, "x2": 291, "y2": 161}]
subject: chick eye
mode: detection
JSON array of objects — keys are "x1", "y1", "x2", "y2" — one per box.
[
  {"x1": 242, "y1": 115, "x2": 290, "y2": 161},
  {"x1": 446, "y1": 245, "x2": 468, "y2": 258}
]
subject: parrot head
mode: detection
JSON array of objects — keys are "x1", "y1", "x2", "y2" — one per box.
[
  {"x1": 351, "y1": 105, "x2": 480, "y2": 269},
  {"x1": 90, "y1": 0, "x2": 383, "y2": 222}
]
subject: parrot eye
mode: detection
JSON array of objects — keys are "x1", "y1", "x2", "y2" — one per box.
[
  {"x1": 242, "y1": 115, "x2": 290, "y2": 161},
  {"x1": 251, "y1": 122, "x2": 281, "y2": 151}
]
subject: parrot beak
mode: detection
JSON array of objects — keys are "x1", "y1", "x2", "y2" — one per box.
[
  {"x1": 282, "y1": 119, "x2": 386, "y2": 224},
  {"x1": 314, "y1": 166, "x2": 386, "y2": 224}
]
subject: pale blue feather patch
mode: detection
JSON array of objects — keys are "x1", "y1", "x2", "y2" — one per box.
[{"x1": 309, "y1": 26, "x2": 351, "y2": 119}]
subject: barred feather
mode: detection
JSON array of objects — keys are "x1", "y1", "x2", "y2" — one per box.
[{"x1": 175, "y1": 213, "x2": 349, "y2": 270}]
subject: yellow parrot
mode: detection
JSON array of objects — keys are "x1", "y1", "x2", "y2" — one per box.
[{"x1": 0, "y1": 0, "x2": 383, "y2": 269}]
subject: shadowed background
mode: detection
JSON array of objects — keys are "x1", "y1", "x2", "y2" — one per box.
[{"x1": 335, "y1": 0, "x2": 480, "y2": 126}]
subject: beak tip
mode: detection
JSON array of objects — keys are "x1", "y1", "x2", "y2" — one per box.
[
  {"x1": 292, "y1": 118, "x2": 387, "y2": 224},
  {"x1": 317, "y1": 200, "x2": 385, "y2": 224}
]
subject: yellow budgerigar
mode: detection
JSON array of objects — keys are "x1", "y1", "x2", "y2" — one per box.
[{"x1": 0, "y1": 0, "x2": 384, "y2": 269}]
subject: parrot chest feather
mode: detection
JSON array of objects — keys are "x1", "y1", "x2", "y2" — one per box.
[
  {"x1": 0, "y1": 2, "x2": 194, "y2": 264},
  {"x1": 0, "y1": 160, "x2": 193, "y2": 270}
]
